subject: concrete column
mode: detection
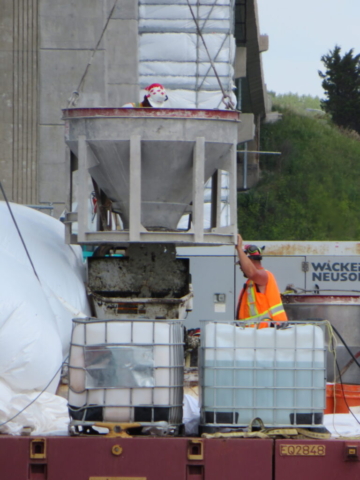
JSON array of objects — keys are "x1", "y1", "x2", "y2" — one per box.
[
  {"x1": 64, "y1": 146, "x2": 73, "y2": 244},
  {"x1": 77, "y1": 136, "x2": 88, "y2": 243},
  {"x1": 210, "y1": 170, "x2": 222, "y2": 229},
  {"x1": 229, "y1": 142, "x2": 238, "y2": 242},
  {"x1": 192, "y1": 137, "x2": 205, "y2": 243},
  {"x1": 0, "y1": 1, "x2": 14, "y2": 200},
  {"x1": 0, "y1": 0, "x2": 38, "y2": 204},
  {"x1": 129, "y1": 135, "x2": 142, "y2": 242}
]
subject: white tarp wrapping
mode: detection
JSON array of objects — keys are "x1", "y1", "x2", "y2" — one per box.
[
  {"x1": 0, "y1": 202, "x2": 91, "y2": 434},
  {"x1": 139, "y1": 5, "x2": 230, "y2": 32},
  {"x1": 139, "y1": 33, "x2": 234, "y2": 64},
  {"x1": 140, "y1": 19, "x2": 230, "y2": 32},
  {"x1": 139, "y1": 61, "x2": 233, "y2": 79},
  {"x1": 139, "y1": 5, "x2": 231, "y2": 22},
  {"x1": 183, "y1": 393, "x2": 200, "y2": 435},
  {"x1": 139, "y1": 0, "x2": 236, "y2": 109},
  {"x1": 324, "y1": 413, "x2": 360, "y2": 437},
  {"x1": 141, "y1": 0, "x2": 232, "y2": 5},
  {"x1": 143, "y1": 88, "x2": 232, "y2": 110},
  {"x1": 0, "y1": 390, "x2": 69, "y2": 436}
]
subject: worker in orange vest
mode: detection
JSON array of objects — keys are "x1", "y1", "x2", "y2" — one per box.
[
  {"x1": 235, "y1": 234, "x2": 288, "y2": 328},
  {"x1": 122, "y1": 83, "x2": 168, "y2": 108}
]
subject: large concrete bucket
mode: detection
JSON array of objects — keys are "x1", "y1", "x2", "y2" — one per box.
[{"x1": 63, "y1": 108, "x2": 239, "y2": 231}]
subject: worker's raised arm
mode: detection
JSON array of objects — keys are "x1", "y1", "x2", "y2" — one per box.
[{"x1": 236, "y1": 234, "x2": 268, "y2": 286}]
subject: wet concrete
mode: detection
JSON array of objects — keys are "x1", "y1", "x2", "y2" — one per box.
[{"x1": 88, "y1": 243, "x2": 190, "y2": 299}]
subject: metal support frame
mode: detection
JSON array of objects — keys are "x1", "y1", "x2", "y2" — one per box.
[
  {"x1": 129, "y1": 135, "x2": 142, "y2": 242},
  {"x1": 192, "y1": 137, "x2": 205, "y2": 243},
  {"x1": 191, "y1": 1, "x2": 234, "y2": 109},
  {"x1": 139, "y1": 0, "x2": 234, "y2": 106},
  {"x1": 210, "y1": 170, "x2": 221, "y2": 229},
  {"x1": 64, "y1": 146, "x2": 73, "y2": 245},
  {"x1": 66, "y1": 136, "x2": 237, "y2": 246},
  {"x1": 242, "y1": 142, "x2": 248, "y2": 190},
  {"x1": 238, "y1": 147, "x2": 281, "y2": 191},
  {"x1": 229, "y1": 141, "x2": 237, "y2": 241},
  {"x1": 195, "y1": 1, "x2": 200, "y2": 107},
  {"x1": 77, "y1": 136, "x2": 88, "y2": 242}
]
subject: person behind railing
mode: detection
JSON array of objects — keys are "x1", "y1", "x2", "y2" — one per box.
[
  {"x1": 235, "y1": 234, "x2": 288, "y2": 328},
  {"x1": 122, "y1": 83, "x2": 168, "y2": 108}
]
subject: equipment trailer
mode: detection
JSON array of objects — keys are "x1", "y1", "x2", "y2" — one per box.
[{"x1": 1, "y1": 108, "x2": 360, "y2": 480}]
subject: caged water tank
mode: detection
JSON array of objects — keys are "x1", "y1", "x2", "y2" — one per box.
[
  {"x1": 199, "y1": 320, "x2": 327, "y2": 431},
  {"x1": 68, "y1": 318, "x2": 184, "y2": 428}
]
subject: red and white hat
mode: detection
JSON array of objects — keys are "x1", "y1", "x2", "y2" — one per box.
[{"x1": 145, "y1": 83, "x2": 168, "y2": 107}]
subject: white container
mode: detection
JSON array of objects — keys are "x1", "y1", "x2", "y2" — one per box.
[
  {"x1": 200, "y1": 321, "x2": 326, "y2": 427},
  {"x1": 68, "y1": 318, "x2": 183, "y2": 425}
]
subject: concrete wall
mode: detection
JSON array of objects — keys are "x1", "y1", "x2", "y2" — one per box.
[
  {"x1": 0, "y1": 0, "x2": 14, "y2": 200},
  {"x1": 38, "y1": 0, "x2": 106, "y2": 214},
  {"x1": 0, "y1": 0, "x2": 139, "y2": 216},
  {"x1": 108, "y1": 0, "x2": 139, "y2": 105},
  {"x1": 0, "y1": 0, "x2": 267, "y2": 217}
]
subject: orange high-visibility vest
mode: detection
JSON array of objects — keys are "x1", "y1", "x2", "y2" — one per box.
[{"x1": 237, "y1": 270, "x2": 287, "y2": 327}]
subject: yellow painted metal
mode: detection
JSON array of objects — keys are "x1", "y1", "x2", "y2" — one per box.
[
  {"x1": 111, "y1": 445, "x2": 123, "y2": 456},
  {"x1": 187, "y1": 439, "x2": 204, "y2": 460},
  {"x1": 29, "y1": 438, "x2": 47, "y2": 459},
  {"x1": 253, "y1": 241, "x2": 360, "y2": 256},
  {"x1": 90, "y1": 477, "x2": 147, "y2": 480},
  {"x1": 279, "y1": 444, "x2": 326, "y2": 456},
  {"x1": 94, "y1": 422, "x2": 142, "y2": 438}
]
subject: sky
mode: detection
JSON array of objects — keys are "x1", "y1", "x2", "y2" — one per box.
[{"x1": 256, "y1": 0, "x2": 360, "y2": 98}]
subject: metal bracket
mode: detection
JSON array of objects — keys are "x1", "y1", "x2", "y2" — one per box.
[
  {"x1": 187, "y1": 439, "x2": 204, "y2": 460},
  {"x1": 30, "y1": 438, "x2": 47, "y2": 459},
  {"x1": 301, "y1": 261, "x2": 309, "y2": 272}
]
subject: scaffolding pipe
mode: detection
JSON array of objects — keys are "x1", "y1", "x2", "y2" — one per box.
[{"x1": 242, "y1": 142, "x2": 248, "y2": 190}]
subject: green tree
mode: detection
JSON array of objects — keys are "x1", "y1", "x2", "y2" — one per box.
[
  {"x1": 319, "y1": 45, "x2": 360, "y2": 134},
  {"x1": 238, "y1": 103, "x2": 360, "y2": 241}
]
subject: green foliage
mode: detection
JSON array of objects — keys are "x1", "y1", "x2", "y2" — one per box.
[
  {"x1": 269, "y1": 92, "x2": 321, "y2": 115},
  {"x1": 319, "y1": 45, "x2": 360, "y2": 134},
  {"x1": 238, "y1": 104, "x2": 360, "y2": 240}
]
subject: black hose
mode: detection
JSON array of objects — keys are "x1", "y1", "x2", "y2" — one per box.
[
  {"x1": 335, "y1": 358, "x2": 360, "y2": 424},
  {"x1": 331, "y1": 324, "x2": 360, "y2": 370},
  {"x1": 0, "y1": 182, "x2": 40, "y2": 283}
]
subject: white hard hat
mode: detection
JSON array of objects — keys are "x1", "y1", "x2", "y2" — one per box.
[{"x1": 145, "y1": 83, "x2": 168, "y2": 108}]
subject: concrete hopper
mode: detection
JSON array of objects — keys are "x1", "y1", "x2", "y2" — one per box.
[{"x1": 63, "y1": 108, "x2": 239, "y2": 245}]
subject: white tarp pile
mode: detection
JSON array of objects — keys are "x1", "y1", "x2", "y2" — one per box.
[
  {"x1": 139, "y1": 0, "x2": 237, "y2": 109},
  {"x1": 0, "y1": 202, "x2": 91, "y2": 435},
  {"x1": 183, "y1": 393, "x2": 200, "y2": 435},
  {"x1": 324, "y1": 411, "x2": 360, "y2": 437}
]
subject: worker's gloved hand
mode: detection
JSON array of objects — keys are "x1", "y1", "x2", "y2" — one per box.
[
  {"x1": 236, "y1": 234, "x2": 243, "y2": 251},
  {"x1": 268, "y1": 321, "x2": 288, "y2": 329}
]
